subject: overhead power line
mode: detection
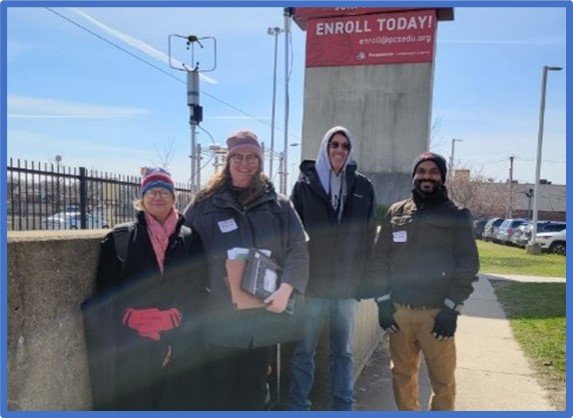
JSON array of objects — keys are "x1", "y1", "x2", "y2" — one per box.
[{"x1": 44, "y1": 7, "x2": 300, "y2": 140}]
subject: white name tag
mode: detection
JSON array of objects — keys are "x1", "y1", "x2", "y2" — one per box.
[
  {"x1": 393, "y1": 230, "x2": 407, "y2": 243},
  {"x1": 218, "y1": 218, "x2": 238, "y2": 233}
]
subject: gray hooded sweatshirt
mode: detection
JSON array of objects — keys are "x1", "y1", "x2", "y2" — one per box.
[{"x1": 315, "y1": 126, "x2": 355, "y2": 222}]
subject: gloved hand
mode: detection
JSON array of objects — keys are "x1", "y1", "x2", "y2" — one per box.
[
  {"x1": 377, "y1": 299, "x2": 399, "y2": 334},
  {"x1": 122, "y1": 307, "x2": 182, "y2": 341},
  {"x1": 432, "y1": 307, "x2": 459, "y2": 340}
]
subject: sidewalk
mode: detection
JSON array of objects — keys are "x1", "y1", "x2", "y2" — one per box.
[{"x1": 355, "y1": 274, "x2": 562, "y2": 411}]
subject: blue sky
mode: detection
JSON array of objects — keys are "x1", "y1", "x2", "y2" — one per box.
[{"x1": 5, "y1": 4, "x2": 567, "y2": 190}]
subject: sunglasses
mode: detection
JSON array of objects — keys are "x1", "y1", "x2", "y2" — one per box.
[{"x1": 329, "y1": 141, "x2": 351, "y2": 151}]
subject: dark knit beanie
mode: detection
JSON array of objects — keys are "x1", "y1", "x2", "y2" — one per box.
[{"x1": 412, "y1": 152, "x2": 447, "y2": 183}]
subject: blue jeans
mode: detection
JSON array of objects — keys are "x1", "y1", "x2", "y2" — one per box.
[{"x1": 287, "y1": 297, "x2": 357, "y2": 411}]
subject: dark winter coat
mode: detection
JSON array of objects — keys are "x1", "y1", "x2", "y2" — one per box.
[
  {"x1": 184, "y1": 183, "x2": 309, "y2": 348},
  {"x1": 290, "y1": 160, "x2": 377, "y2": 298},
  {"x1": 86, "y1": 211, "x2": 207, "y2": 410},
  {"x1": 369, "y1": 188, "x2": 479, "y2": 307}
]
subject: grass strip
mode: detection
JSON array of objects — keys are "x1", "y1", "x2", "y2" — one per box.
[{"x1": 477, "y1": 240, "x2": 565, "y2": 277}]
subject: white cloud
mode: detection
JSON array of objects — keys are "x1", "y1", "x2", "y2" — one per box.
[
  {"x1": 71, "y1": 8, "x2": 217, "y2": 85},
  {"x1": 7, "y1": 40, "x2": 31, "y2": 62},
  {"x1": 8, "y1": 95, "x2": 149, "y2": 119}
]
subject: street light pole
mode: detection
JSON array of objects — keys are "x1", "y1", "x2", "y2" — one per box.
[
  {"x1": 267, "y1": 27, "x2": 283, "y2": 181},
  {"x1": 527, "y1": 65, "x2": 563, "y2": 253},
  {"x1": 449, "y1": 138, "x2": 462, "y2": 182},
  {"x1": 281, "y1": 7, "x2": 293, "y2": 194}
]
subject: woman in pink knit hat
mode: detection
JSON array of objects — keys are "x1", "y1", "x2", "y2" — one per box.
[
  {"x1": 85, "y1": 167, "x2": 208, "y2": 410},
  {"x1": 184, "y1": 130, "x2": 309, "y2": 410}
]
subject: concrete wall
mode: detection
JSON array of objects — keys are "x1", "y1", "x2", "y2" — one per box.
[
  {"x1": 7, "y1": 230, "x2": 102, "y2": 410},
  {"x1": 301, "y1": 63, "x2": 434, "y2": 206},
  {"x1": 7, "y1": 231, "x2": 381, "y2": 410}
]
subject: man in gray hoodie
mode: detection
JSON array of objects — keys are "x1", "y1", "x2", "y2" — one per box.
[{"x1": 287, "y1": 126, "x2": 376, "y2": 410}]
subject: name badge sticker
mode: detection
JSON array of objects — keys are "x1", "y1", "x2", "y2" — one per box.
[
  {"x1": 393, "y1": 230, "x2": 407, "y2": 243},
  {"x1": 218, "y1": 218, "x2": 238, "y2": 233}
]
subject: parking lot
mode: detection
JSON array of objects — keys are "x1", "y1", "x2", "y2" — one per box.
[{"x1": 474, "y1": 217, "x2": 566, "y2": 255}]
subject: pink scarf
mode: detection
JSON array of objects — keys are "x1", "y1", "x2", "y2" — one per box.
[{"x1": 144, "y1": 209, "x2": 179, "y2": 273}]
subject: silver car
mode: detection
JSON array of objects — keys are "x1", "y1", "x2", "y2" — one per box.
[{"x1": 43, "y1": 211, "x2": 110, "y2": 230}]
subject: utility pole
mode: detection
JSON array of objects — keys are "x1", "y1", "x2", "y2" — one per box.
[
  {"x1": 281, "y1": 7, "x2": 293, "y2": 194},
  {"x1": 196, "y1": 143, "x2": 202, "y2": 189},
  {"x1": 267, "y1": 27, "x2": 283, "y2": 181},
  {"x1": 168, "y1": 34, "x2": 217, "y2": 195},
  {"x1": 508, "y1": 155, "x2": 514, "y2": 218},
  {"x1": 449, "y1": 138, "x2": 462, "y2": 183}
]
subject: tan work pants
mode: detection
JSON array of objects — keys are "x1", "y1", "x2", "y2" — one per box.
[{"x1": 388, "y1": 304, "x2": 456, "y2": 411}]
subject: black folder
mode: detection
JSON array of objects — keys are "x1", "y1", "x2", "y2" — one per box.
[{"x1": 241, "y1": 248, "x2": 295, "y2": 314}]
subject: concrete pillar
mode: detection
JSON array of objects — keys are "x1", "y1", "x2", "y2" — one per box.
[{"x1": 293, "y1": 7, "x2": 453, "y2": 206}]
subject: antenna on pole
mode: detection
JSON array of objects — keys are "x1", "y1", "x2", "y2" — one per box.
[{"x1": 168, "y1": 34, "x2": 217, "y2": 194}]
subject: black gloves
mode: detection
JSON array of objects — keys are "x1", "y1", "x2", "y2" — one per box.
[
  {"x1": 432, "y1": 307, "x2": 459, "y2": 340},
  {"x1": 377, "y1": 298, "x2": 399, "y2": 334}
]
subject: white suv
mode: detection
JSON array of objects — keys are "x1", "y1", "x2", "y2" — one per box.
[{"x1": 536, "y1": 229, "x2": 566, "y2": 255}]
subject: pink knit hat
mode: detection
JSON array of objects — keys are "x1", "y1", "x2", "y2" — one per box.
[
  {"x1": 140, "y1": 167, "x2": 175, "y2": 196},
  {"x1": 226, "y1": 130, "x2": 263, "y2": 159}
]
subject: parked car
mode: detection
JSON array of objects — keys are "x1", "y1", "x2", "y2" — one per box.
[
  {"x1": 43, "y1": 211, "x2": 110, "y2": 230},
  {"x1": 512, "y1": 221, "x2": 566, "y2": 248},
  {"x1": 482, "y1": 218, "x2": 505, "y2": 242},
  {"x1": 495, "y1": 218, "x2": 527, "y2": 245},
  {"x1": 473, "y1": 218, "x2": 488, "y2": 239},
  {"x1": 536, "y1": 229, "x2": 566, "y2": 255}
]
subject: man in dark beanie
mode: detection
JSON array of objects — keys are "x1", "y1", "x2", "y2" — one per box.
[{"x1": 368, "y1": 151, "x2": 479, "y2": 410}]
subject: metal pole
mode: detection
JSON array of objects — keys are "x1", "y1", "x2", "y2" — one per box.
[
  {"x1": 268, "y1": 27, "x2": 282, "y2": 181},
  {"x1": 530, "y1": 67, "x2": 548, "y2": 245},
  {"x1": 187, "y1": 69, "x2": 202, "y2": 194},
  {"x1": 529, "y1": 65, "x2": 562, "y2": 253},
  {"x1": 449, "y1": 138, "x2": 462, "y2": 183},
  {"x1": 190, "y1": 124, "x2": 197, "y2": 192},
  {"x1": 529, "y1": 66, "x2": 562, "y2": 249},
  {"x1": 282, "y1": 8, "x2": 292, "y2": 194},
  {"x1": 196, "y1": 142, "x2": 202, "y2": 190}
]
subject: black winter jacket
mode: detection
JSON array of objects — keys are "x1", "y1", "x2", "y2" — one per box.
[
  {"x1": 89, "y1": 211, "x2": 207, "y2": 409},
  {"x1": 291, "y1": 160, "x2": 376, "y2": 298},
  {"x1": 184, "y1": 183, "x2": 309, "y2": 348},
  {"x1": 369, "y1": 188, "x2": 479, "y2": 308}
]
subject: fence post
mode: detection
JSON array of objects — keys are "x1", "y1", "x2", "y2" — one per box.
[{"x1": 79, "y1": 167, "x2": 87, "y2": 229}]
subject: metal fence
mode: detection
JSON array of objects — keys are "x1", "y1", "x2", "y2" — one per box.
[{"x1": 7, "y1": 158, "x2": 192, "y2": 231}]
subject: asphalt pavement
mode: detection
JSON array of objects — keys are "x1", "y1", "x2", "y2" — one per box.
[{"x1": 354, "y1": 273, "x2": 564, "y2": 411}]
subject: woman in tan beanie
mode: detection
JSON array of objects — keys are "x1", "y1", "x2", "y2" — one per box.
[{"x1": 184, "y1": 130, "x2": 309, "y2": 410}]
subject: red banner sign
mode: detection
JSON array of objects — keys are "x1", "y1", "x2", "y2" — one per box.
[{"x1": 305, "y1": 9, "x2": 437, "y2": 68}]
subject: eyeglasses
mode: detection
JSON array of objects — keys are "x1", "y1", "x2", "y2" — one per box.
[
  {"x1": 329, "y1": 141, "x2": 351, "y2": 151},
  {"x1": 145, "y1": 189, "x2": 172, "y2": 198},
  {"x1": 230, "y1": 154, "x2": 259, "y2": 164}
]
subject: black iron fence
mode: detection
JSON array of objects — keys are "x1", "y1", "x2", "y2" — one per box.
[{"x1": 7, "y1": 158, "x2": 192, "y2": 231}]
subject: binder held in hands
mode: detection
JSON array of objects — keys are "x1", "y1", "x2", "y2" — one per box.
[{"x1": 242, "y1": 249, "x2": 295, "y2": 315}]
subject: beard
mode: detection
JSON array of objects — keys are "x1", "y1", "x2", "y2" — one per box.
[{"x1": 414, "y1": 178, "x2": 442, "y2": 195}]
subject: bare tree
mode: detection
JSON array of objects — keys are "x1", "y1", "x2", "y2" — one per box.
[
  {"x1": 448, "y1": 166, "x2": 509, "y2": 219},
  {"x1": 152, "y1": 137, "x2": 176, "y2": 170},
  {"x1": 429, "y1": 115, "x2": 443, "y2": 149}
]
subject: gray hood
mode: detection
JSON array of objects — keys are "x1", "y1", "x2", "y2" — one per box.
[
  {"x1": 315, "y1": 125, "x2": 355, "y2": 195},
  {"x1": 315, "y1": 126, "x2": 355, "y2": 222}
]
